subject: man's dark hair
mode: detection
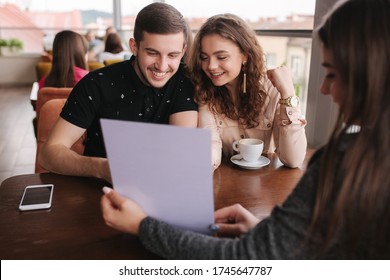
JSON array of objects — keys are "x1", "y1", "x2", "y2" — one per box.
[{"x1": 133, "y1": 2, "x2": 189, "y2": 46}]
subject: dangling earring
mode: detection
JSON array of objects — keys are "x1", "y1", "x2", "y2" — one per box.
[{"x1": 242, "y1": 61, "x2": 247, "y2": 94}]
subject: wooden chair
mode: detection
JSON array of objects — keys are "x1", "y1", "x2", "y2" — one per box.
[
  {"x1": 35, "y1": 99, "x2": 86, "y2": 173},
  {"x1": 103, "y1": 59, "x2": 123, "y2": 66},
  {"x1": 88, "y1": 61, "x2": 105, "y2": 71},
  {"x1": 35, "y1": 62, "x2": 52, "y2": 81}
]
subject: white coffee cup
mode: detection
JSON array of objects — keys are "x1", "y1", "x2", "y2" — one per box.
[{"x1": 232, "y1": 138, "x2": 264, "y2": 162}]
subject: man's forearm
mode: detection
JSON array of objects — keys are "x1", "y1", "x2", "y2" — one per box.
[{"x1": 39, "y1": 144, "x2": 111, "y2": 182}]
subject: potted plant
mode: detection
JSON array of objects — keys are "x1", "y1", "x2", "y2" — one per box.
[
  {"x1": 8, "y1": 38, "x2": 23, "y2": 55},
  {"x1": 0, "y1": 38, "x2": 8, "y2": 56},
  {"x1": 0, "y1": 38, "x2": 24, "y2": 56}
]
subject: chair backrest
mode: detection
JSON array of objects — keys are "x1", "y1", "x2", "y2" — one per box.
[
  {"x1": 36, "y1": 87, "x2": 73, "y2": 123},
  {"x1": 88, "y1": 61, "x2": 105, "y2": 71},
  {"x1": 35, "y1": 99, "x2": 86, "y2": 173},
  {"x1": 103, "y1": 59, "x2": 123, "y2": 66},
  {"x1": 35, "y1": 62, "x2": 52, "y2": 81}
]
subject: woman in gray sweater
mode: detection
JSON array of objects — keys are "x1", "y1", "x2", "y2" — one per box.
[{"x1": 101, "y1": 0, "x2": 390, "y2": 259}]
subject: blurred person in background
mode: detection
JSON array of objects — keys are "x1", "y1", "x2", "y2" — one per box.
[
  {"x1": 34, "y1": 30, "x2": 89, "y2": 137},
  {"x1": 39, "y1": 30, "x2": 88, "y2": 88},
  {"x1": 85, "y1": 29, "x2": 104, "y2": 62},
  {"x1": 98, "y1": 33, "x2": 131, "y2": 63}
]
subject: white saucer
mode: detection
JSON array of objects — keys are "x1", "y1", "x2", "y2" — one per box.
[{"x1": 230, "y1": 154, "x2": 270, "y2": 170}]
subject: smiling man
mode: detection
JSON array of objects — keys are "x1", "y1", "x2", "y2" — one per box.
[{"x1": 39, "y1": 3, "x2": 198, "y2": 183}]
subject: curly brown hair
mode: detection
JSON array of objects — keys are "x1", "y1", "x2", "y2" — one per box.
[{"x1": 188, "y1": 14, "x2": 267, "y2": 128}]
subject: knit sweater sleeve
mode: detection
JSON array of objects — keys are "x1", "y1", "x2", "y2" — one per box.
[{"x1": 138, "y1": 150, "x2": 322, "y2": 259}]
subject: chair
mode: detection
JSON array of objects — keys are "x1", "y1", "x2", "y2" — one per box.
[
  {"x1": 35, "y1": 62, "x2": 52, "y2": 81},
  {"x1": 88, "y1": 61, "x2": 105, "y2": 71},
  {"x1": 33, "y1": 87, "x2": 73, "y2": 138},
  {"x1": 103, "y1": 59, "x2": 123, "y2": 66},
  {"x1": 35, "y1": 99, "x2": 86, "y2": 173},
  {"x1": 35, "y1": 87, "x2": 73, "y2": 123},
  {"x1": 29, "y1": 82, "x2": 39, "y2": 110},
  {"x1": 41, "y1": 51, "x2": 53, "y2": 62}
]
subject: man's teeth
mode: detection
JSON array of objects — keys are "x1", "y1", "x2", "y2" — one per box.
[{"x1": 152, "y1": 71, "x2": 167, "y2": 77}]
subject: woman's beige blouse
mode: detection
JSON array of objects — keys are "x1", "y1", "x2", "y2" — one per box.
[{"x1": 198, "y1": 79, "x2": 307, "y2": 170}]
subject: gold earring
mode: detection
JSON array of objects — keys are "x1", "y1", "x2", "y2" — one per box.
[{"x1": 242, "y1": 62, "x2": 247, "y2": 94}]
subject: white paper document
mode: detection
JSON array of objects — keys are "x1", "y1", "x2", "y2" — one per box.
[{"x1": 101, "y1": 119, "x2": 214, "y2": 235}]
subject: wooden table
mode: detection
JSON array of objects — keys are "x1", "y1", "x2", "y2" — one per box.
[
  {"x1": 0, "y1": 151, "x2": 314, "y2": 259},
  {"x1": 214, "y1": 152, "x2": 313, "y2": 221}
]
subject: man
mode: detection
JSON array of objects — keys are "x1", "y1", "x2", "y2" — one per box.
[
  {"x1": 85, "y1": 29, "x2": 104, "y2": 62},
  {"x1": 39, "y1": 3, "x2": 198, "y2": 183}
]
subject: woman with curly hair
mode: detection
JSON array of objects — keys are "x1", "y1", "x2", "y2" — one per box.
[{"x1": 188, "y1": 14, "x2": 307, "y2": 170}]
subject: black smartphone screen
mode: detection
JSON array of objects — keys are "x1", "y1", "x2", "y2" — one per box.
[{"x1": 21, "y1": 186, "x2": 53, "y2": 205}]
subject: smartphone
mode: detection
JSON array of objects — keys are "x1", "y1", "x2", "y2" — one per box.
[{"x1": 19, "y1": 184, "x2": 54, "y2": 211}]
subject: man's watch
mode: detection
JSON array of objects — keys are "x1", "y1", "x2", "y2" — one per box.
[{"x1": 279, "y1": 95, "x2": 299, "y2": 107}]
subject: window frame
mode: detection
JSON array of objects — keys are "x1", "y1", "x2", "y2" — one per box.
[{"x1": 305, "y1": 0, "x2": 339, "y2": 149}]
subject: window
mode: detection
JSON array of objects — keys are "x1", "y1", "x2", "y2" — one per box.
[
  {"x1": 3, "y1": 0, "x2": 338, "y2": 149},
  {"x1": 291, "y1": 56, "x2": 302, "y2": 76},
  {"x1": 265, "y1": 53, "x2": 277, "y2": 69}
]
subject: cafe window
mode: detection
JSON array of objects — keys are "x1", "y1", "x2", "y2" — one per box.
[
  {"x1": 265, "y1": 53, "x2": 277, "y2": 69},
  {"x1": 291, "y1": 55, "x2": 303, "y2": 77},
  {"x1": 4, "y1": 0, "x2": 339, "y2": 148}
]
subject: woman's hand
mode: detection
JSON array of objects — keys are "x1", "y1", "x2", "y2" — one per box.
[
  {"x1": 100, "y1": 187, "x2": 147, "y2": 235},
  {"x1": 214, "y1": 204, "x2": 260, "y2": 237},
  {"x1": 266, "y1": 65, "x2": 295, "y2": 99}
]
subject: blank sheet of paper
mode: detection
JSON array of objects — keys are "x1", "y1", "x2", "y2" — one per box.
[{"x1": 101, "y1": 119, "x2": 214, "y2": 235}]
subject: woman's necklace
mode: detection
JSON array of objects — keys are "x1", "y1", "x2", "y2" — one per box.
[{"x1": 235, "y1": 110, "x2": 247, "y2": 139}]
